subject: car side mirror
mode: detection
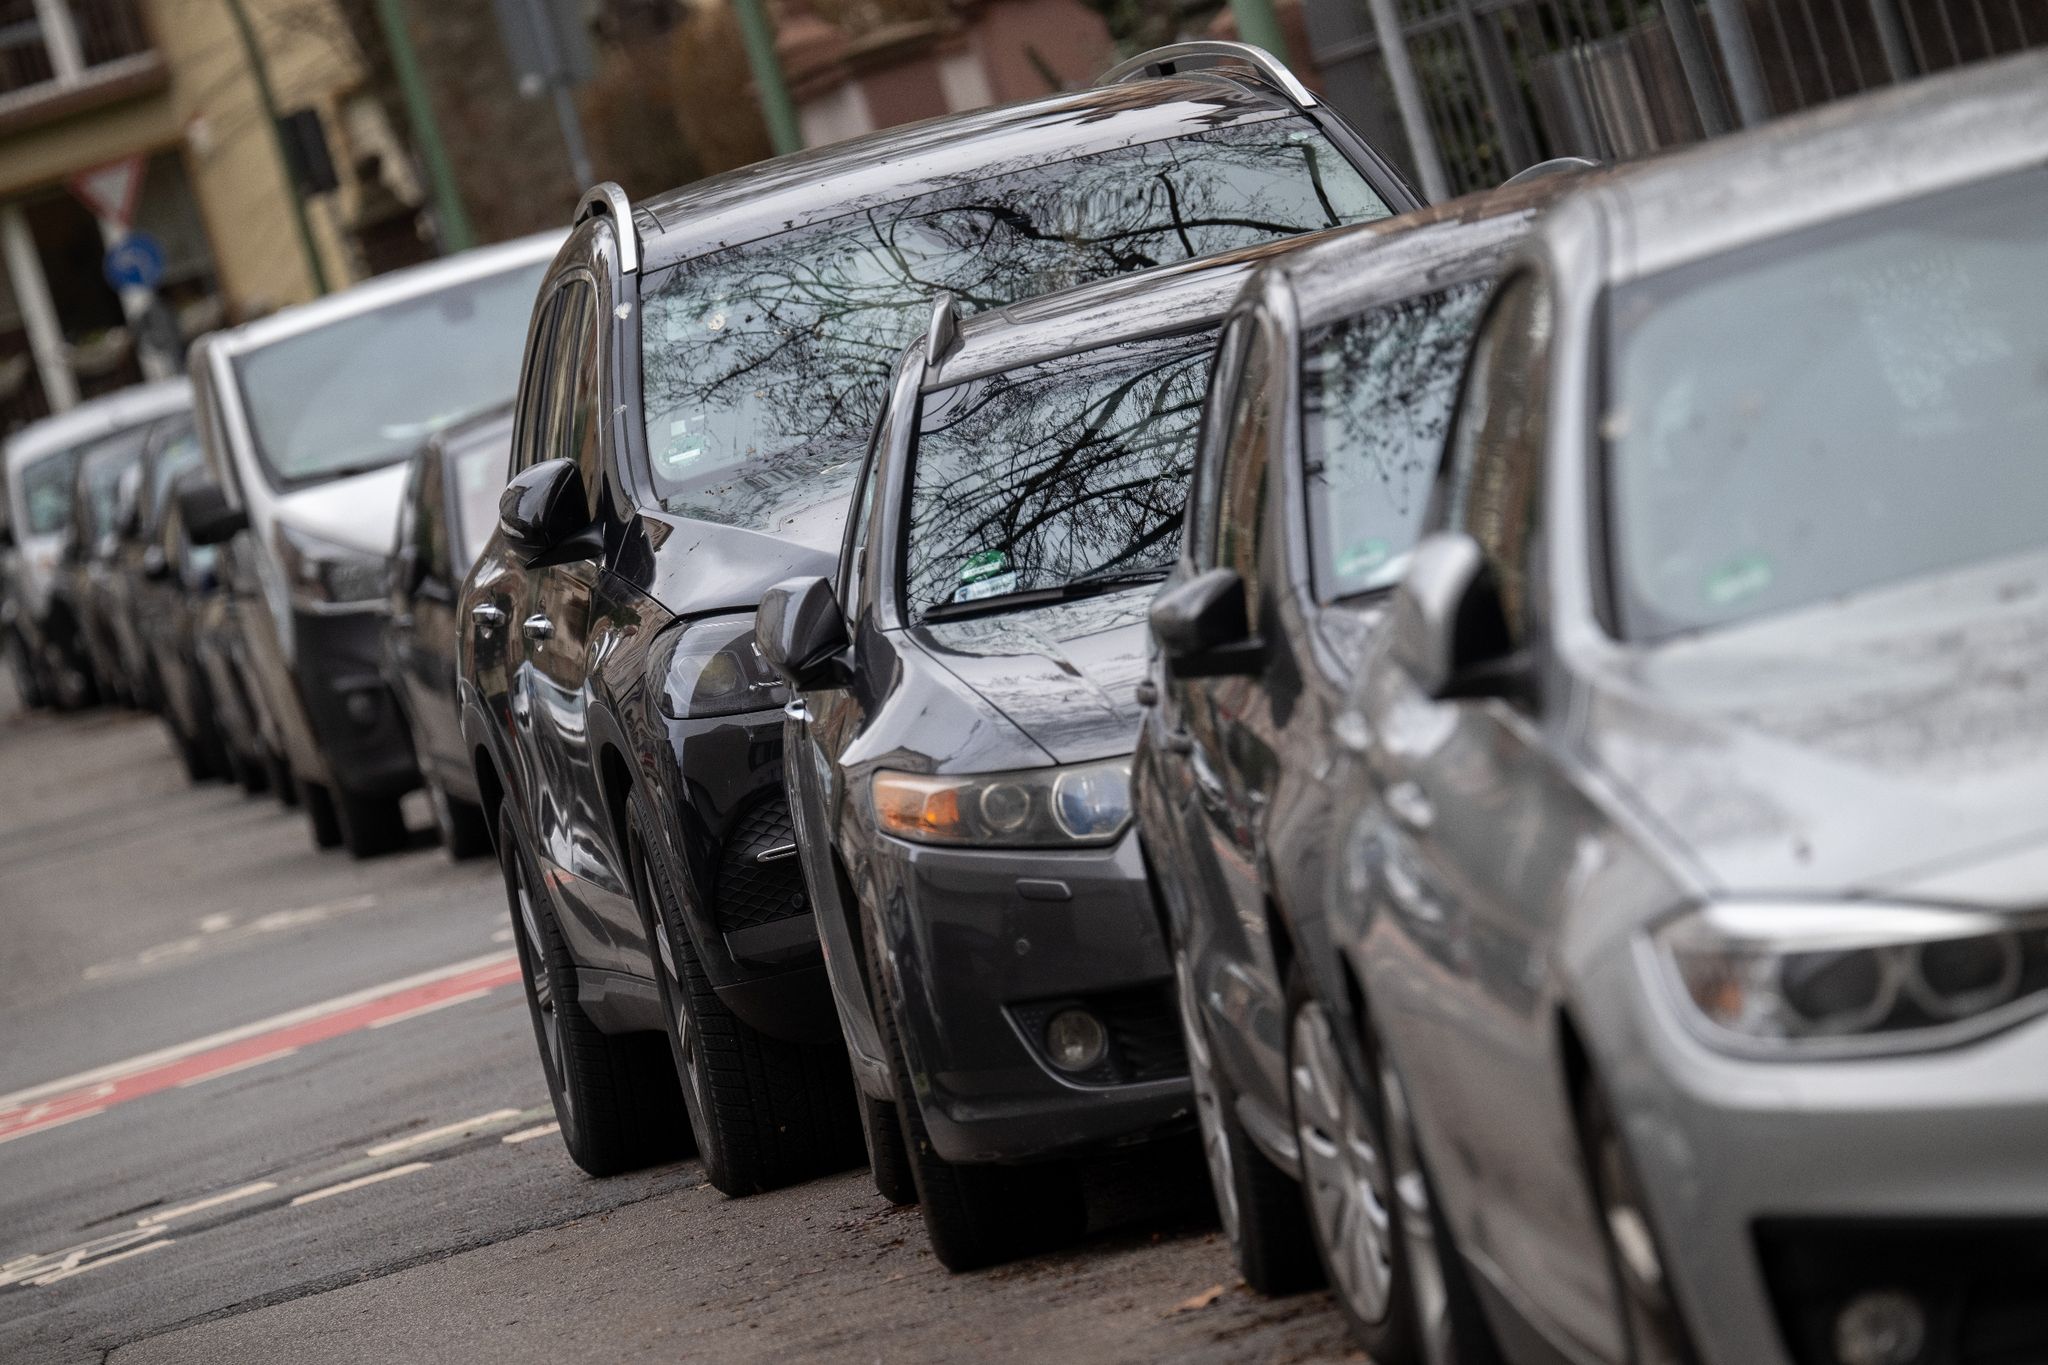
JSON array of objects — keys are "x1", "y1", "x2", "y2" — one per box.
[
  {"x1": 1150, "y1": 568, "x2": 1262, "y2": 678},
  {"x1": 141, "y1": 544, "x2": 171, "y2": 581},
  {"x1": 757, "y1": 575, "x2": 852, "y2": 690},
  {"x1": 499, "y1": 458, "x2": 598, "y2": 567},
  {"x1": 1387, "y1": 532, "x2": 1527, "y2": 701},
  {"x1": 179, "y1": 480, "x2": 248, "y2": 546},
  {"x1": 0, "y1": 521, "x2": 13, "y2": 551},
  {"x1": 1502, "y1": 155, "x2": 1598, "y2": 187}
]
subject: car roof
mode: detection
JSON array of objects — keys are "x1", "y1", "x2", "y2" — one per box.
[
  {"x1": 4, "y1": 378, "x2": 191, "y2": 479},
  {"x1": 193, "y1": 231, "x2": 565, "y2": 360},
  {"x1": 926, "y1": 230, "x2": 1336, "y2": 390},
  {"x1": 636, "y1": 77, "x2": 1308, "y2": 272},
  {"x1": 1274, "y1": 172, "x2": 1593, "y2": 331},
  {"x1": 1562, "y1": 47, "x2": 2048, "y2": 284}
]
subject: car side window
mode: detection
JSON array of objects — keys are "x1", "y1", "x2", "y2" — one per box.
[
  {"x1": 1188, "y1": 319, "x2": 1248, "y2": 571},
  {"x1": 511, "y1": 291, "x2": 565, "y2": 475},
  {"x1": 539, "y1": 281, "x2": 602, "y2": 521},
  {"x1": 1216, "y1": 332, "x2": 1274, "y2": 630},
  {"x1": 838, "y1": 426, "x2": 883, "y2": 621},
  {"x1": 1442, "y1": 273, "x2": 1552, "y2": 646},
  {"x1": 416, "y1": 454, "x2": 447, "y2": 584}
]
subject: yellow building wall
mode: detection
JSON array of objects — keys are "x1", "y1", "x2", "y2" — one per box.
[{"x1": 0, "y1": 0, "x2": 370, "y2": 316}]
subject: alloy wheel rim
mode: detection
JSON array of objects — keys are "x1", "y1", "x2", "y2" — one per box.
[
  {"x1": 1383, "y1": 1057, "x2": 1455, "y2": 1365},
  {"x1": 511, "y1": 866, "x2": 568, "y2": 1120},
  {"x1": 1174, "y1": 945, "x2": 1240, "y2": 1248},
  {"x1": 1291, "y1": 1001, "x2": 1394, "y2": 1325}
]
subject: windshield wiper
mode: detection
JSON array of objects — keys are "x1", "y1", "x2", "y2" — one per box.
[{"x1": 920, "y1": 566, "x2": 1168, "y2": 624}]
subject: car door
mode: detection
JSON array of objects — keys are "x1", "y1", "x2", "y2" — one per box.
[
  {"x1": 1357, "y1": 272, "x2": 1619, "y2": 1352},
  {"x1": 402, "y1": 448, "x2": 468, "y2": 786},
  {"x1": 511, "y1": 269, "x2": 638, "y2": 970}
]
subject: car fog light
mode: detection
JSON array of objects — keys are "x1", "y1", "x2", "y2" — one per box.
[
  {"x1": 1044, "y1": 1009, "x2": 1107, "y2": 1073},
  {"x1": 344, "y1": 690, "x2": 381, "y2": 728},
  {"x1": 1833, "y1": 1289, "x2": 1926, "y2": 1365}
]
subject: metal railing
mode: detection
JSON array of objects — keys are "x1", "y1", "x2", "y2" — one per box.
[{"x1": 0, "y1": 0, "x2": 153, "y2": 103}]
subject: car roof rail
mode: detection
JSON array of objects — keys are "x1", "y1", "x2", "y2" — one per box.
[
  {"x1": 578, "y1": 182, "x2": 640, "y2": 275},
  {"x1": 923, "y1": 291, "x2": 961, "y2": 369},
  {"x1": 1097, "y1": 40, "x2": 1319, "y2": 110}
]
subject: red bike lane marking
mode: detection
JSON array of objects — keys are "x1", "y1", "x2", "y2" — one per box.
[{"x1": 0, "y1": 955, "x2": 522, "y2": 1147}]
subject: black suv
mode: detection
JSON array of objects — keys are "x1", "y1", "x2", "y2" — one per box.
[{"x1": 458, "y1": 41, "x2": 1419, "y2": 1190}]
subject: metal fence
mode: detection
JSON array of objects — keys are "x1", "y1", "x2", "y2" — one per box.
[{"x1": 1306, "y1": 0, "x2": 2047, "y2": 197}]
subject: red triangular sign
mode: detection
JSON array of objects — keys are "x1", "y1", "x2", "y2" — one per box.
[{"x1": 69, "y1": 157, "x2": 146, "y2": 229}]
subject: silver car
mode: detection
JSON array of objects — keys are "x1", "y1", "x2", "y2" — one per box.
[{"x1": 1326, "y1": 50, "x2": 2048, "y2": 1365}]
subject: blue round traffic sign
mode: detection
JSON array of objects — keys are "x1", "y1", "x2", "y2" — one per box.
[{"x1": 103, "y1": 231, "x2": 165, "y2": 292}]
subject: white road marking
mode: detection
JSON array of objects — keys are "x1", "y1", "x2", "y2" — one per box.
[
  {"x1": 0, "y1": 951, "x2": 516, "y2": 1113},
  {"x1": 28, "y1": 1237, "x2": 173, "y2": 1286},
  {"x1": 365, "y1": 987, "x2": 494, "y2": 1030},
  {"x1": 1, "y1": 1229, "x2": 164, "y2": 1289},
  {"x1": 366, "y1": 1109, "x2": 523, "y2": 1157},
  {"x1": 136, "y1": 1182, "x2": 278, "y2": 1228},
  {"x1": 173, "y1": 1048, "x2": 297, "y2": 1088},
  {"x1": 289, "y1": 1162, "x2": 431, "y2": 1206},
  {"x1": 197, "y1": 913, "x2": 233, "y2": 934},
  {"x1": 84, "y1": 895, "x2": 379, "y2": 981},
  {"x1": 490, "y1": 926, "x2": 514, "y2": 944},
  {"x1": 501, "y1": 1122, "x2": 560, "y2": 1145}
]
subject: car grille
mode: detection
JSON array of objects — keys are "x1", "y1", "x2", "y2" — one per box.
[{"x1": 713, "y1": 797, "x2": 809, "y2": 934}]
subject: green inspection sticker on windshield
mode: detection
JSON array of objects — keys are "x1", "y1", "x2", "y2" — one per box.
[
  {"x1": 1338, "y1": 539, "x2": 1390, "y2": 580},
  {"x1": 954, "y1": 550, "x2": 1016, "y2": 603},
  {"x1": 1704, "y1": 554, "x2": 1773, "y2": 607}
]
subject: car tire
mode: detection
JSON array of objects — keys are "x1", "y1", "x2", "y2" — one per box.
[
  {"x1": 1288, "y1": 974, "x2": 1419, "y2": 1361},
  {"x1": 229, "y1": 747, "x2": 269, "y2": 796},
  {"x1": 428, "y1": 778, "x2": 493, "y2": 860},
  {"x1": 499, "y1": 806, "x2": 687, "y2": 1176},
  {"x1": 1579, "y1": 1076, "x2": 1699, "y2": 1365},
  {"x1": 1377, "y1": 1030, "x2": 1501, "y2": 1365},
  {"x1": 866, "y1": 907, "x2": 1085, "y2": 1271},
  {"x1": 267, "y1": 752, "x2": 299, "y2": 808},
  {"x1": 858, "y1": 1086, "x2": 917, "y2": 1207},
  {"x1": 302, "y1": 781, "x2": 344, "y2": 850},
  {"x1": 169, "y1": 721, "x2": 214, "y2": 784},
  {"x1": 335, "y1": 788, "x2": 408, "y2": 859},
  {"x1": 1172, "y1": 936, "x2": 1321, "y2": 1295},
  {"x1": 628, "y1": 802, "x2": 860, "y2": 1196}
]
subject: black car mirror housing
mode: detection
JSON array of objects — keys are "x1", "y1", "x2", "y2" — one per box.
[
  {"x1": 499, "y1": 459, "x2": 600, "y2": 568},
  {"x1": 177, "y1": 481, "x2": 248, "y2": 547},
  {"x1": 1387, "y1": 532, "x2": 1529, "y2": 702},
  {"x1": 1150, "y1": 568, "x2": 1262, "y2": 678},
  {"x1": 757, "y1": 575, "x2": 852, "y2": 690},
  {"x1": 140, "y1": 544, "x2": 171, "y2": 581}
]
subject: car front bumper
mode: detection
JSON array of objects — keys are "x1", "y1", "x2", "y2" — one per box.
[
  {"x1": 278, "y1": 606, "x2": 418, "y2": 798},
  {"x1": 871, "y1": 826, "x2": 1190, "y2": 1165},
  {"x1": 1585, "y1": 941, "x2": 2048, "y2": 1365}
]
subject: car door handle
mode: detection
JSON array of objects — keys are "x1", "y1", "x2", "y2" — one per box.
[
  {"x1": 784, "y1": 698, "x2": 809, "y2": 721},
  {"x1": 521, "y1": 614, "x2": 554, "y2": 641},
  {"x1": 1385, "y1": 780, "x2": 1435, "y2": 832},
  {"x1": 470, "y1": 603, "x2": 505, "y2": 630}
]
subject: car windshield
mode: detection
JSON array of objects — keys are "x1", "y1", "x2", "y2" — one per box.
[
  {"x1": 640, "y1": 117, "x2": 1389, "y2": 536},
  {"x1": 1605, "y1": 167, "x2": 2048, "y2": 641},
  {"x1": 1302, "y1": 278, "x2": 1493, "y2": 598},
  {"x1": 19, "y1": 447, "x2": 80, "y2": 535},
  {"x1": 451, "y1": 434, "x2": 511, "y2": 566},
  {"x1": 74, "y1": 425, "x2": 152, "y2": 543},
  {"x1": 904, "y1": 330, "x2": 1215, "y2": 624},
  {"x1": 234, "y1": 258, "x2": 546, "y2": 490}
]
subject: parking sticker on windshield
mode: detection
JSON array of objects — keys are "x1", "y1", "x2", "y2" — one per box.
[
  {"x1": 1705, "y1": 554, "x2": 1773, "y2": 607},
  {"x1": 954, "y1": 551, "x2": 1016, "y2": 602},
  {"x1": 1338, "y1": 538, "x2": 1391, "y2": 580}
]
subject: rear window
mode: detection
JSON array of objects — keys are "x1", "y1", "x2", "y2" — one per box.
[{"x1": 639, "y1": 117, "x2": 1389, "y2": 536}]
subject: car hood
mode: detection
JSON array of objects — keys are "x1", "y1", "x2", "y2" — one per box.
[
  {"x1": 1585, "y1": 551, "x2": 2048, "y2": 905},
  {"x1": 913, "y1": 589, "x2": 1151, "y2": 766},
  {"x1": 273, "y1": 462, "x2": 410, "y2": 557}
]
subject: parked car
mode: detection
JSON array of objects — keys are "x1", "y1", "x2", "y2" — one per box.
[
  {"x1": 385, "y1": 406, "x2": 512, "y2": 858},
  {"x1": 1131, "y1": 174, "x2": 1577, "y2": 1347},
  {"x1": 137, "y1": 423, "x2": 235, "y2": 782},
  {"x1": 190, "y1": 561, "x2": 274, "y2": 797},
  {"x1": 109, "y1": 409, "x2": 211, "y2": 720},
  {"x1": 181, "y1": 233, "x2": 561, "y2": 856},
  {"x1": 61, "y1": 420, "x2": 158, "y2": 707},
  {"x1": 1324, "y1": 52, "x2": 2048, "y2": 1365},
  {"x1": 1, "y1": 380, "x2": 190, "y2": 711},
  {"x1": 757, "y1": 237, "x2": 1303, "y2": 1266},
  {"x1": 459, "y1": 41, "x2": 1421, "y2": 1189}
]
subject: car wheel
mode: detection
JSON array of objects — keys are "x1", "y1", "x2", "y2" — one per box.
[
  {"x1": 1172, "y1": 934, "x2": 1320, "y2": 1294},
  {"x1": 335, "y1": 788, "x2": 407, "y2": 859},
  {"x1": 1289, "y1": 984, "x2": 1417, "y2": 1360},
  {"x1": 865, "y1": 905, "x2": 1085, "y2": 1271},
  {"x1": 499, "y1": 806, "x2": 686, "y2": 1176},
  {"x1": 168, "y1": 720, "x2": 214, "y2": 784},
  {"x1": 229, "y1": 747, "x2": 269, "y2": 796},
  {"x1": 1380, "y1": 1054, "x2": 1503, "y2": 1365},
  {"x1": 858, "y1": 1086, "x2": 916, "y2": 1206},
  {"x1": 266, "y1": 752, "x2": 299, "y2": 808},
  {"x1": 627, "y1": 802, "x2": 859, "y2": 1196},
  {"x1": 1580, "y1": 1077, "x2": 1699, "y2": 1365},
  {"x1": 427, "y1": 778, "x2": 493, "y2": 860},
  {"x1": 302, "y1": 781, "x2": 344, "y2": 850}
]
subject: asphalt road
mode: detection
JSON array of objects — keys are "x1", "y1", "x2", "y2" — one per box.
[{"x1": 0, "y1": 692, "x2": 1364, "y2": 1364}]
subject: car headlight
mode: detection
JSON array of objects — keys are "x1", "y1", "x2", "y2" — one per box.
[
  {"x1": 1651, "y1": 902, "x2": 2048, "y2": 1056},
  {"x1": 277, "y1": 524, "x2": 385, "y2": 608},
  {"x1": 872, "y1": 758, "x2": 1132, "y2": 847},
  {"x1": 654, "y1": 613, "x2": 788, "y2": 719}
]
